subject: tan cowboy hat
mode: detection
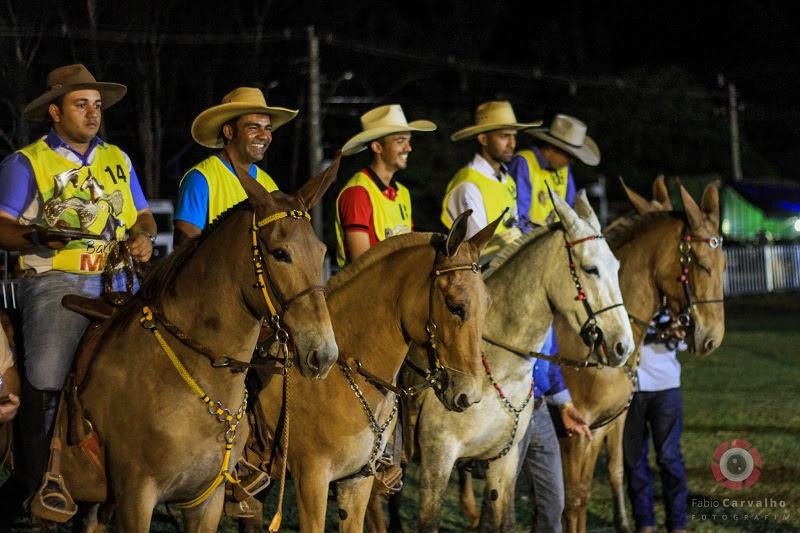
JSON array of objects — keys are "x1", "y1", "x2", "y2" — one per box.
[
  {"x1": 450, "y1": 101, "x2": 542, "y2": 142},
  {"x1": 191, "y1": 87, "x2": 298, "y2": 149},
  {"x1": 23, "y1": 64, "x2": 127, "y2": 121},
  {"x1": 526, "y1": 114, "x2": 600, "y2": 166},
  {"x1": 341, "y1": 104, "x2": 436, "y2": 156}
]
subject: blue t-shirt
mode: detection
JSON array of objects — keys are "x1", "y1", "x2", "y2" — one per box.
[{"x1": 174, "y1": 155, "x2": 260, "y2": 230}]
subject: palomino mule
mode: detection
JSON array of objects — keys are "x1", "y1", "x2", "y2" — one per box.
[
  {"x1": 49, "y1": 157, "x2": 342, "y2": 532},
  {"x1": 557, "y1": 178, "x2": 726, "y2": 533},
  {"x1": 411, "y1": 191, "x2": 634, "y2": 533},
  {"x1": 237, "y1": 211, "x2": 498, "y2": 533}
]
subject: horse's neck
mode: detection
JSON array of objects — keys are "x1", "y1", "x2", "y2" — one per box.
[
  {"x1": 484, "y1": 231, "x2": 557, "y2": 354},
  {"x1": 327, "y1": 252, "x2": 417, "y2": 383},
  {"x1": 161, "y1": 214, "x2": 262, "y2": 362},
  {"x1": 614, "y1": 217, "x2": 682, "y2": 361}
]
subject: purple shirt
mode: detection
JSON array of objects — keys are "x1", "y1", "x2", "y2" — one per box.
[{"x1": 0, "y1": 129, "x2": 148, "y2": 219}]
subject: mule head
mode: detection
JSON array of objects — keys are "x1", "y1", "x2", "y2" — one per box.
[
  {"x1": 411, "y1": 211, "x2": 497, "y2": 412},
  {"x1": 656, "y1": 181, "x2": 725, "y2": 356},
  {"x1": 549, "y1": 190, "x2": 634, "y2": 367},
  {"x1": 243, "y1": 155, "x2": 342, "y2": 379}
]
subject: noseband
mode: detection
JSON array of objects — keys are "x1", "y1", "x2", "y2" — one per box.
[{"x1": 564, "y1": 234, "x2": 625, "y2": 360}]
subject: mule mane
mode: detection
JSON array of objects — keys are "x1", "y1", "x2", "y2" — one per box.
[
  {"x1": 139, "y1": 200, "x2": 252, "y2": 306},
  {"x1": 604, "y1": 211, "x2": 684, "y2": 249},
  {"x1": 485, "y1": 223, "x2": 556, "y2": 278},
  {"x1": 326, "y1": 232, "x2": 444, "y2": 294}
]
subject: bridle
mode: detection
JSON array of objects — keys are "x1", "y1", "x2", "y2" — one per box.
[
  {"x1": 141, "y1": 209, "x2": 323, "y2": 374},
  {"x1": 564, "y1": 232, "x2": 625, "y2": 363},
  {"x1": 629, "y1": 231, "x2": 724, "y2": 346},
  {"x1": 344, "y1": 259, "x2": 483, "y2": 399}
]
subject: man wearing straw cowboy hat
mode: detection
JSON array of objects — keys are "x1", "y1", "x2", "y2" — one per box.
[
  {"x1": 441, "y1": 101, "x2": 540, "y2": 257},
  {"x1": 173, "y1": 87, "x2": 298, "y2": 247},
  {"x1": 0, "y1": 63, "x2": 156, "y2": 521},
  {"x1": 509, "y1": 113, "x2": 599, "y2": 533},
  {"x1": 509, "y1": 113, "x2": 600, "y2": 228},
  {"x1": 335, "y1": 104, "x2": 436, "y2": 268}
]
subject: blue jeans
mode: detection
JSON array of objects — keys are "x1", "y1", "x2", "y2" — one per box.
[
  {"x1": 623, "y1": 388, "x2": 687, "y2": 531},
  {"x1": 19, "y1": 271, "x2": 136, "y2": 391},
  {"x1": 516, "y1": 401, "x2": 564, "y2": 533}
]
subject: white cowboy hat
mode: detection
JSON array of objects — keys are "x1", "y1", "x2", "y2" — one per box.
[
  {"x1": 526, "y1": 114, "x2": 600, "y2": 166},
  {"x1": 24, "y1": 64, "x2": 127, "y2": 121},
  {"x1": 341, "y1": 104, "x2": 436, "y2": 156},
  {"x1": 191, "y1": 87, "x2": 298, "y2": 149},
  {"x1": 450, "y1": 101, "x2": 542, "y2": 142}
]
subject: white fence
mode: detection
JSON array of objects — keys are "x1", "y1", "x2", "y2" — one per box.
[{"x1": 724, "y1": 245, "x2": 800, "y2": 296}]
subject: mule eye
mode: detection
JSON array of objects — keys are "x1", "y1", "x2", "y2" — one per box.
[
  {"x1": 271, "y1": 249, "x2": 291, "y2": 263},
  {"x1": 448, "y1": 304, "x2": 466, "y2": 320},
  {"x1": 582, "y1": 265, "x2": 599, "y2": 276},
  {"x1": 696, "y1": 262, "x2": 711, "y2": 274}
]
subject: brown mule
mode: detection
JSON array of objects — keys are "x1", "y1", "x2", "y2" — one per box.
[
  {"x1": 37, "y1": 156, "x2": 343, "y2": 532},
  {"x1": 557, "y1": 177, "x2": 726, "y2": 533},
  {"x1": 237, "y1": 212, "x2": 499, "y2": 533}
]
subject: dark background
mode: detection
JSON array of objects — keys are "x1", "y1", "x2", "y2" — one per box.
[{"x1": 1, "y1": 0, "x2": 797, "y2": 244}]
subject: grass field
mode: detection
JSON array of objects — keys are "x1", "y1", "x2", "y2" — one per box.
[{"x1": 3, "y1": 293, "x2": 799, "y2": 532}]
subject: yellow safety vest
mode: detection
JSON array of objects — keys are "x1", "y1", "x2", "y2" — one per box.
[
  {"x1": 335, "y1": 171, "x2": 412, "y2": 268},
  {"x1": 517, "y1": 150, "x2": 569, "y2": 225},
  {"x1": 182, "y1": 156, "x2": 279, "y2": 226},
  {"x1": 440, "y1": 167, "x2": 516, "y2": 235},
  {"x1": 18, "y1": 139, "x2": 138, "y2": 274}
]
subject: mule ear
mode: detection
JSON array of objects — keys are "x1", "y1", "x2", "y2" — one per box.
[
  {"x1": 445, "y1": 209, "x2": 472, "y2": 258},
  {"x1": 549, "y1": 183, "x2": 580, "y2": 230},
  {"x1": 619, "y1": 177, "x2": 654, "y2": 215},
  {"x1": 572, "y1": 189, "x2": 601, "y2": 231},
  {"x1": 236, "y1": 164, "x2": 275, "y2": 210},
  {"x1": 296, "y1": 151, "x2": 342, "y2": 211},
  {"x1": 652, "y1": 175, "x2": 672, "y2": 211},
  {"x1": 679, "y1": 184, "x2": 703, "y2": 231},
  {"x1": 700, "y1": 179, "x2": 721, "y2": 229},
  {"x1": 469, "y1": 209, "x2": 506, "y2": 254}
]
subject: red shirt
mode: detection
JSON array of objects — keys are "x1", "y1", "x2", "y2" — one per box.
[{"x1": 338, "y1": 167, "x2": 411, "y2": 257}]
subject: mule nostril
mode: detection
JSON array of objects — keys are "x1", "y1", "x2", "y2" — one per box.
[
  {"x1": 614, "y1": 342, "x2": 626, "y2": 357},
  {"x1": 705, "y1": 339, "x2": 716, "y2": 352},
  {"x1": 456, "y1": 393, "x2": 469, "y2": 409},
  {"x1": 308, "y1": 350, "x2": 320, "y2": 373}
]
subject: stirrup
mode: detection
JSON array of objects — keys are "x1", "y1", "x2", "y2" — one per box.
[
  {"x1": 224, "y1": 499, "x2": 258, "y2": 519},
  {"x1": 232, "y1": 458, "x2": 271, "y2": 501},
  {"x1": 372, "y1": 464, "x2": 403, "y2": 496},
  {"x1": 29, "y1": 474, "x2": 77, "y2": 523}
]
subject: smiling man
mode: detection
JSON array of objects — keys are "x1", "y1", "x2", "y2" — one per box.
[
  {"x1": 335, "y1": 104, "x2": 436, "y2": 267},
  {"x1": 173, "y1": 87, "x2": 298, "y2": 247},
  {"x1": 0, "y1": 64, "x2": 156, "y2": 515}
]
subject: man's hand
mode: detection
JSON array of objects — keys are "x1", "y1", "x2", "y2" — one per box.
[
  {"x1": 0, "y1": 394, "x2": 20, "y2": 423},
  {"x1": 560, "y1": 403, "x2": 593, "y2": 440},
  {"x1": 127, "y1": 232, "x2": 154, "y2": 262}
]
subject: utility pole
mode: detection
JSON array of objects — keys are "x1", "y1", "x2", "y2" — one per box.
[
  {"x1": 729, "y1": 83, "x2": 743, "y2": 182},
  {"x1": 307, "y1": 25, "x2": 323, "y2": 239}
]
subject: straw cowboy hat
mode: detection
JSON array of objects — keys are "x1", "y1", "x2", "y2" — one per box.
[
  {"x1": 341, "y1": 105, "x2": 436, "y2": 156},
  {"x1": 450, "y1": 101, "x2": 542, "y2": 142},
  {"x1": 23, "y1": 64, "x2": 127, "y2": 121},
  {"x1": 191, "y1": 87, "x2": 298, "y2": 149},
  {"x1": 526, "y1": 114, "x2": 600, "y2": 166}
]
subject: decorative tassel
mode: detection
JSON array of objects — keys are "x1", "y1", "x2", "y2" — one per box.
[{"x1": 268, "y1": 511, "x2": 282, "y2": 532}]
